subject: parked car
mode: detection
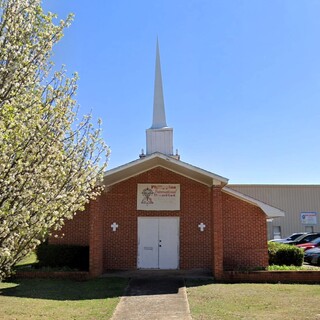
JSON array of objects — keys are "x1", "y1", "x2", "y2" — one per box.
[
  {"x1": 270, "y1": 232, "x2": 307, "y2": 243},
  {"x1": 283, "y1": 232, "x2": 320, "y2": 245},
  {"x1": 304, "y1": 247, "x2": 320, "y2": 265},
  {"x1": 297, "y1": 237, "x2": 320, "y2": 251}
]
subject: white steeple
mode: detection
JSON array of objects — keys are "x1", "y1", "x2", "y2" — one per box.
[
  {"x1": 151, "y1": 39, "x2": 167, "y2": 129},
  {"x1": 141, "y1": 40, "x2": 179, "y2": 159}
]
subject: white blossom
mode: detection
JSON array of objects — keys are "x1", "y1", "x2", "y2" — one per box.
[{"x1": 0, "y1": 0, "x2": 109, "y2": 280}]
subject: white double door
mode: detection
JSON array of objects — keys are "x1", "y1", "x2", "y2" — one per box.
[{"x1": 137, "y1": 217, "x2": 179, "y2": 269}]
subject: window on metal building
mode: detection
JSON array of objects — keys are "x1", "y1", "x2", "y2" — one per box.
[
  {"x1": 305, "y1": 226, "x2": 314, "y2": 233},
  {"x1": 273, "y1": 226, "x2": 281, "y2": 239}
]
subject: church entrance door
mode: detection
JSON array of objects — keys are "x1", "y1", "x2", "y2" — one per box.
[{"x1": 137, "y1": 217, "x2": 179, "y2": 269}]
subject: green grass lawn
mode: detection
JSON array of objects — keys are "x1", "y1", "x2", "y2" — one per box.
[
  {"x1": 14, "y1": 252, "x2": 38, "y2": 268},
  {"x1": 2, "y1": 269, "x2": 320, "y2": 320},
  {"x1": 0, "y1": 277, "x2": 128, "y2": 320},
  {"x1": 186, "y1": 279, "x2": 320, "y2": 320}
]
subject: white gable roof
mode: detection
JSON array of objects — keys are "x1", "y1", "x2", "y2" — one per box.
[
  {"x1": 103, "y1": 154, "x2": 285, "y2": 218},
  {"x1": 103, "y1": 153, "x2": 228, "y2": 187}
]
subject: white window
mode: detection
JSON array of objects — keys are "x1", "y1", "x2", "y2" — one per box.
[
  {"x1": 305, "y1": 226, "x2": 314, "y2": 233},
  {"x1": 273, "y1": 226, "x2": 282, "y2": 239}
]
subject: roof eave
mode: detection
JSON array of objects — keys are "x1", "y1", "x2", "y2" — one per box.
[
  {"x1": 103, "y1": 153, "x2": 228, "y2": 187},
  {"x1": 222, "y1": 186, "x2": 285, "y2": 218}
]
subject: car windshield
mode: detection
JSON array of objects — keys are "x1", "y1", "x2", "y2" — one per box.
[
  {"x1": 294, "y1": 234, "x2": 311, "y2": 241},
  {"x1": 310, "y1": 237, "x2": 320, "y2": 244},
  {"x1": 288, "y1": 233, "x2": 304, "y2": 240}
]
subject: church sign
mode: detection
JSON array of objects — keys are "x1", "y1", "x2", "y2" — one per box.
[{"x1": 137, "y1": 184, "x2": 180, "y2": 211}]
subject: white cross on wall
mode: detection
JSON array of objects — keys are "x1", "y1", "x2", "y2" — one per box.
[
  {"x1": 198, "y1": 223, "x2": 206, "y2": 232},
  {"x1": 111, "y1": 222, "x2": 119, "y2": 232}
]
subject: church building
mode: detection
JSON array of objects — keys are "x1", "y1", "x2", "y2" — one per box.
[{"x1": 50, "y1": 42, "x2": 284, "y2": 279}]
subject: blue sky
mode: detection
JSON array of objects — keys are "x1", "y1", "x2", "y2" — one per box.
[{"x1": 44, "y1": 1, "x2": 320, "y2": 184}]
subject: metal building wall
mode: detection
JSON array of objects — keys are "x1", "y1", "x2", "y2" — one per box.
[{"x1": 228, "y1": 185, "x2": 320, "y2": 240}]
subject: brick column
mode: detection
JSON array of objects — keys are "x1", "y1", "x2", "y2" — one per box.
[
  {"x1": 211, "y1": 186, "x2": 224, "y2": 280},
  {"x1": 89, "y1": 195, "x2": 104, "y2": 277}
]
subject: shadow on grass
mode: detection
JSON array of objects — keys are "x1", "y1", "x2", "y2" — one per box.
[
  {"x1": 185, "y1": 278, "x2": 215, "y2": 289},
  {"x1": 0, "y1": 277, "x2": 128, "y2": 301}
]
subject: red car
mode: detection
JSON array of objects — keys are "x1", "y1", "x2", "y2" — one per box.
[{"x1": 296, "y1": 237, "x2": 320, "y2": 251}]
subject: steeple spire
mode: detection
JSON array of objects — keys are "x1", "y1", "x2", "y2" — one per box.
[
  {"x1": 141, "y1": 39, "x2": 179, "y2": 160},
  {"x1": 151, "y1": 39, "x2": 167, "y2": 129}
]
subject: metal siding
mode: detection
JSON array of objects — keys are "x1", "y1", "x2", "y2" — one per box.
[{"x1": 228, "y1": 185, "x2": 320, "y2": 239}]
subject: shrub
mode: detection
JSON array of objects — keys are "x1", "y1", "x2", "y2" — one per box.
[
  {"x1": 268, "y1": 241, "x2": 304, "y2": 266},
  {"x1": 36, "y1": 243, "x2": 89, "y2": 271}
]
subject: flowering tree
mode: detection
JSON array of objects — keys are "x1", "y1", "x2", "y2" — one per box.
[{"x1": 0, "y1": 0, "x2": 109, "y2": 280}]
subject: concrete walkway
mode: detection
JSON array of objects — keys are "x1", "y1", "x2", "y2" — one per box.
[{"x1": 111, "y1": 277, "x2": 193, "y2": 320}]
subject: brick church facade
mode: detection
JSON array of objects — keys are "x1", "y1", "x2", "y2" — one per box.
[{"x1": 50, "y1": 42, "x2": 284, "y2": 279}]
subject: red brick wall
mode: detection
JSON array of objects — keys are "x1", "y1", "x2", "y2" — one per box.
[
  {"x1": 222, "y1": 193, "x2": 268, "y2": 270},
  {"x1": 212, "y1": 186, "x2": 224, "y2": 279},
  {"x1": 103, "y1": 167, "x2": 212, "y2": 271},
  {"x1": 49, "y1": 207, "x2": 89, "y2": 246},
  {"x1": 89, "y1": 196, "x2": 105, "y2": 277},
  {"x1": 49, "y1": 166, "x2": 270, "y2": 276}
]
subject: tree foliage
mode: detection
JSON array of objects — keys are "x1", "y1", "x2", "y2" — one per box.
[{"x1": 0, "y1": 0, "x2": 109, "y2": 280}]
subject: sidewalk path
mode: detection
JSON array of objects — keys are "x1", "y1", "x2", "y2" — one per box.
[{"x1": 111, "y1": 277, "x2": 192, "y2": 320}]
